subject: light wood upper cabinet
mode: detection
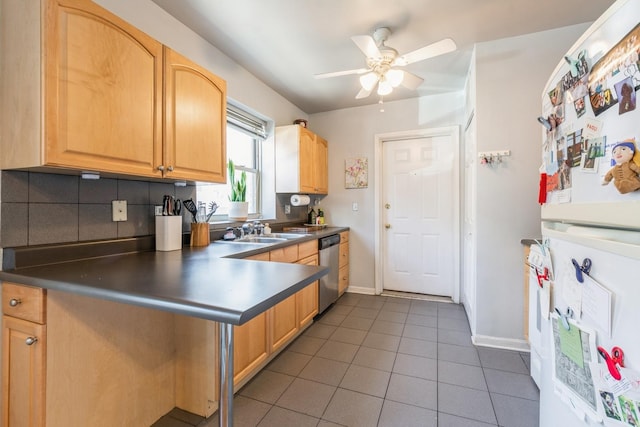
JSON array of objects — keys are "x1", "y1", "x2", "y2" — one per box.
[
  {"x1": 314, "y1": 135, "x2": 329, "y2": 194},
  {"x1": 0, "y1": 0, "x2": 226, "y2": 183},
  {"x1": 164, "y1": 48, "x2": 226, "y2": 182},
  {"x1": 275, "y1": 125, "x2": 329, "y2": 194}
]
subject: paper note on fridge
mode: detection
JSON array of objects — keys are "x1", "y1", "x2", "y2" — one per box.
[
  {"x1": 581, "y1": 274, "x2": 613, "y2": 338},
  {"x1": 561, "y1": 261, "x2": 583, "y2": 315},
  {"x1": 559, "y1": 323, "x2": 585, "y2": 368}
]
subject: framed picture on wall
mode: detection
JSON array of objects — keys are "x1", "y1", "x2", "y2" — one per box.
[{"x1": 345, "y1": 157, "x2": 368, "y2": 189}]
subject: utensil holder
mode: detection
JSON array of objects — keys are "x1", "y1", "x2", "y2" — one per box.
[
  {"x1": 190, "y1": 223, "x2": 210, "y2": 247},
  {"x1": 155, "y1": 216, "x2": 182, "y2": 251}
]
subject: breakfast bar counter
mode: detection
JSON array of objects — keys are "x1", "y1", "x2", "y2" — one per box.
[{"x1": 0, "y1": 244, "x2": 328, "y2": 427}]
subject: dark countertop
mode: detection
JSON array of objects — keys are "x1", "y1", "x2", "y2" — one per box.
[{"x1": 0, "y1": 226, "x2": 349, "y2": 325}]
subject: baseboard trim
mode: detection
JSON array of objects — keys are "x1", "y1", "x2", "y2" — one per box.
[
  {"x1": 344, "y1": 286, "x2": 376, "y2": 295},
  {"x1": 472, "y1": 334, "x2": 530, "y2": 352}
]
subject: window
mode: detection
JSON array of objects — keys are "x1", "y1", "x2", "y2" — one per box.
[{"x1": 196, "y1": 104, "x2": 266, "y2": 221}]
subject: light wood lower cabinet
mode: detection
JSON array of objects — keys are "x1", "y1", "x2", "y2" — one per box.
[
  {"x1": 233, "y1": 312, "x2": 269, "y2": 385},
  {"x1": 2, "y1": 283, "x2": 47, "y2": 427},
  {"x1": 2, "y1": 316, "x2": 46, "y2": 427},
  {"x1": 339, "y1": 231, "x2": 350, "y2": 295},
  {"x1": 269, "y1": 295, "x2": 298, "y2": 353},
  {"x1": 233, "y1": 241, "x2": 319, "y2": 387},
  {"x1": 297, "y1": 254, "x2": 319, "y2": 328}
]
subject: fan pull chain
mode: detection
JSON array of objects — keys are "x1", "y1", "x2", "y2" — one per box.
[{"x1": 379, "y1": 97, "x2": 385, "y2": 112}]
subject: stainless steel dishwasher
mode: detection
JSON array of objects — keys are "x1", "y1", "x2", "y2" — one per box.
[{"x1": 318, "y1": 234, "x2": 341, "y2": 314}]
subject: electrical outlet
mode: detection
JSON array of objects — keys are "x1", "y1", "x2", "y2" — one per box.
[
  {"x1": 284, "y1": 204, "x2": 291, "y2": 214},
  {"x1": 155, "y1": 205, "x2": 163, "y2": 216},
  {"x1": 112, "y1": 200, "x2": 127, "y2": 222}
]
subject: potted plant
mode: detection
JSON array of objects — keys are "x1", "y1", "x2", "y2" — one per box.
[{"x1": 228, "y1": 159, "x2": 249, "y2": 220}]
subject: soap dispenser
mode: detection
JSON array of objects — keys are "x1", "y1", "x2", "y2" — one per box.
[{"x1": 264, "y1": 223, "x2": 271, "y2": 234}]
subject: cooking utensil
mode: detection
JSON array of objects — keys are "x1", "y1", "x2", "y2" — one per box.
[
  {"x1": 205, "y1": 201, "x2": 219, "y2": 222},
  {"x1": 183, "y1": 199, "x2": 199, "y2": 223}
]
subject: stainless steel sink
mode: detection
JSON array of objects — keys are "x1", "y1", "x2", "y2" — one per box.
[
  {"x1": 263, "y1": 233, "x2": 305, "y2": 239},
  {"x1": 222, "y1": 236, "x2": 287, "y2": 244}
]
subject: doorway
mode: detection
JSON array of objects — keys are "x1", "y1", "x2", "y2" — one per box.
[{"x1": 374, "y1": 127, "x2": 460, "y2": 302}]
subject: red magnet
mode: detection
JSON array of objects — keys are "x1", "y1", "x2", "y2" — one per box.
[{"x1": 598, "y1": 346, "x2": 625, "y2": 380}]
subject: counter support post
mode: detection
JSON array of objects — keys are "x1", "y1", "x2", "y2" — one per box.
[{"x1": 219, "y1": 322, "x2": 234, "y2": 427}]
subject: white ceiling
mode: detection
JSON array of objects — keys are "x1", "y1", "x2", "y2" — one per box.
[{"x1": 152, "y1": 0, "x2": 615, "y2": 114}]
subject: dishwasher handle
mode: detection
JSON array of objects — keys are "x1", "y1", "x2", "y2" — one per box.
[{"x1": 318, "y1": 234, "x2": 341, "y2": 250}]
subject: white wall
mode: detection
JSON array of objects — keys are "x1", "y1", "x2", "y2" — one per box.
[
  {"x1": 309, "y1": 94, "x2": 465, "y2": 293},
  {"x1": 472, "y1": 23, "x2": 591, "y2": 347}
]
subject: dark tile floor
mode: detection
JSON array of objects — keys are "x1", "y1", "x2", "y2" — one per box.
[{"x1": 154, "y1": 293, "x2": 539, "y2": 427}]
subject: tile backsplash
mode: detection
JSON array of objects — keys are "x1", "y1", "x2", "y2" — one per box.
[{"x1": 0, "y1": 171, "x2": 195, "y2": 248}]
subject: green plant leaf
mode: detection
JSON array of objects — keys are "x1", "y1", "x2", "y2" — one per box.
[{"x1": 228, "y1": 159, "x2": 247, "y2": 202}]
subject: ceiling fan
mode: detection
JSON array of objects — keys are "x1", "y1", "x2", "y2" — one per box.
[{"x1": 314, "y1": 27, "x2": 456, "y2": 99}]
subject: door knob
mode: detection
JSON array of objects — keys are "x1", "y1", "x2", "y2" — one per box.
[
  {"x1": 385, "y1": 224, "x2": 391, "y2": 229},
  {"x1": 385, "y1": 203, "x2": 390, "y2": 209}
]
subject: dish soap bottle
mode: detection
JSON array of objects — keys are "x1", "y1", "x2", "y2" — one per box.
[
  {"x1": 264, "y1": 223, "x2": 271, "y2": 235},
  {"x1": 308, "y1": 207, "x2": 317, "y2": 225}
]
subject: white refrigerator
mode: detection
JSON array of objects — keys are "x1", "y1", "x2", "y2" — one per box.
[{"x1": 532, "y1": 0, "x2": 640, "y2": 425}]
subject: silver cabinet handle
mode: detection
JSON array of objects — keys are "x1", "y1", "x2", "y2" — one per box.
[
  {"x1": 9, "y1": 298, "x2": 21, "y2": 307},
  {"x1": 157, "y1": 165, "x2": 165, "y2": 171},
  {"x1": 167, "y1": 165, "x2": 174, "y2": 172},
  {"x1": 25, "y1": 337, "x2": 38, "y2": 346}
]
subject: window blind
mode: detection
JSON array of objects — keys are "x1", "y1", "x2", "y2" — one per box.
[{"x1": 227, "y1": 104, "x2": 267, "y2": 140}]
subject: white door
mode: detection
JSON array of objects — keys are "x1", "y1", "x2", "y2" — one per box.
[{"x1": 380, "y1": 128, "x2": 459, "y2": 297}]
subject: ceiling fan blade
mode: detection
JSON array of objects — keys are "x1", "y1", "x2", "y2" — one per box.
[
  {"x1": 351, "y1": 35, "x2": 382, "y2": 60},
  {"x1": 355, "y1": 87, "x2": 373, "y2": 99},
  {"x1": 314, "y1": 68, "x2": 369, "y2": 79},
  {"x1": 399, "y1": 70, "x2": 424, "y2": 90},
  {"x1": 393, "y1": 38, "x2": 457, "y2": 66}
]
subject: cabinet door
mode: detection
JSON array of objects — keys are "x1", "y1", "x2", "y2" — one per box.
[
  {"x1": 339, "y1": 264, "x2": 349, "y2": 296},
  {"x1": 339, "y1": 237, "x2": 349, "y2": 295},
  {"x1": 297, "y1": 255, "x2": 319, "y2": 328},
  {"x1": 45, "y1": 0, "x2": 163, "y2": 177},
  {"x1": 314, "y1": 135, "x2": 329, "y2": 194},
  {"x1": 269, "y1": 294, "x2": 298, "y2": 353},
  {"x1": 2, "y1": 316, "x2": 46, "y2": 427},
  {"x1": 164, "y1": 48, "x2": 227, "y2": 182},
  {"x1": 233, "y1": 312, "x2": 268, "y2": 386},
  {"x1": 298, "y1": 127, "x2": 316, "y2": 193}
]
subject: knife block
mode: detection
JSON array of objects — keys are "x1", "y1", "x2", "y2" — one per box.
[
  {"x1": 155, "y1": 216, "x2": 182, "y2": 251},
  {"x1": 190, "y1": 223, "x2": 210, "y2": 247}
]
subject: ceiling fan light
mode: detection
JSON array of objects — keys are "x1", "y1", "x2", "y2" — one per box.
[
  {"x1": 386, "y1": 69, "x2": 404, "y2": 87},
  {"x1": 359, "y1": 72, "x2": 378, "y2": 91},
  {"x1": 377, "y1": 79, "x2": 393, "y2": 96}
]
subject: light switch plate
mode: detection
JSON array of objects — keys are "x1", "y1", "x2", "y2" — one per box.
[
  {"x1": 352, "y1": 202, "x2": 358, "y2": 211},
  {"x1": 112, "y1": 200, "x2": 127, "y2": 222}
]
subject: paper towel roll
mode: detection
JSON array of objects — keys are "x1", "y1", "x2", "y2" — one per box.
[{"x1": 290, "y1": 194, "x2": 311, "y2": 206}]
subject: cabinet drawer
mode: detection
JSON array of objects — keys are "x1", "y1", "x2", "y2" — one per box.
[
  {"x1": 2, "y1": 283, "x2": 46, "y2": 324},
  {"x1": 339, "y1": 242, "x2": 349, "y2": 268},
  {"x1": 270, "y1": 245, "x2": 299, "y2": 263},
  {"x1": 298, "y1": 240, "x2": 318, "y2": 259}
]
